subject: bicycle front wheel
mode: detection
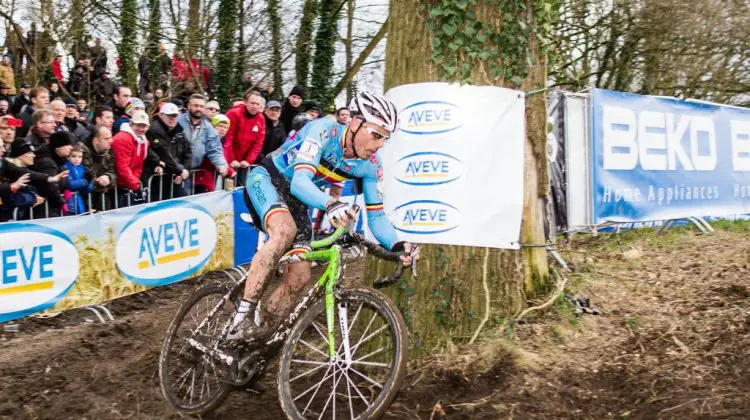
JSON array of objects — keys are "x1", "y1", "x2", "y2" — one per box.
[{"x1": 277, "y1": 287, "x2": 408, "y2": 420}]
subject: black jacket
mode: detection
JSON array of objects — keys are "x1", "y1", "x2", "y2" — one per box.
[
  {"x1": 10, "y1": 94, "x2": 29, "y2": 116},
  {"x1": 30, "y1": 144, "x2": 68, "y2": 215},
  {"x1": 25, "y1": 128, "x2": 49, "y2": 148},
  {"x1": 280, "y1": 99, "x2": 302, "y2": 136},
  {"x1": 147, "y1": 117, "x2": 192, "y2": 175},
  {"x1": 0, "y1": 159, "x2": 44, "y2": 221},
  {"x1": 17, "y1": 105, "x2": 36, "y2": 138},
  {"x1": 64, "y1": 117, "x2": 91, "y2": 144},
  {"x1": 262, "y1": 115, "x2": 286, "y2": 159}
]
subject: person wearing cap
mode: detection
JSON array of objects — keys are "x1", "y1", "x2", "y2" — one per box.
[
  {"x1": 0, "y1": 116, "x2": 22, "y2": 147},
  {"x1": 281, "y1": 85, "x2": 305, "y2": 136},
  {"x1": 0, "y1": 140, "x2": 40, "y2": 222},
  {"x1": 111, "y1": 110, "x2": 162, "y2": 205},
  {"x1": 63, "y1": 98, "x2": 90, "y2": 143},
  {"x1": 304, "y1": 102, "x2": 322, "y2": 120},
  {"x1": 145, "y1": 102, "x2": 191, "y2": 200},
  {"x1": 17, "y1": 87, "x2": 50, "y2": 138},
  {"x1": 212, "y1": 113, "x2": 230, "y2": 137},
  {"x1": 10, "y1": 84, "x2": 31, "y2": 116},
  {"x1": 0, "y1": 55, "x2": 15, "y2": 96},
  {"x1": 29, "y1": 131, "x2": 74, "y2": 217},
  {"x1": 224, "y1": 90, "x2": 266, "y2": 185},
  {"x1": 204, "y1": 101, "x2": 220, "y2": 119},
  {"x1": 261, "y1": 100, "x2": 285, "y2": 160},
  {"x1": 0, "y1": 83, "x2": 11, "y2": 107}
]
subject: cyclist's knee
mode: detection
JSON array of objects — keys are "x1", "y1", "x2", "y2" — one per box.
[{"x1": 266, "y1": 214, "x2": 297, "y2": 247}]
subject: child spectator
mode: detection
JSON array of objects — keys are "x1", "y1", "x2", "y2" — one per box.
[
  {"x1": 63, "y1": 145, "x2": 94, "y2": 214},
  {"x1": 191, "y1": 114, "x2": 232, "y2": 193}
]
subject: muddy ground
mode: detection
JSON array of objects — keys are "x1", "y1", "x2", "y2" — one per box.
[{"x1": 1, "y1": 224, "x2": 749, "y2": 419}]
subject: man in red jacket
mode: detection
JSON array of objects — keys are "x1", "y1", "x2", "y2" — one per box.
[
  {"x1": 224, "y1": 89, "x2": 266, "y2": 186},
  {"x1": 111, "y1": 110, "x2": 162, "y2": 206}
]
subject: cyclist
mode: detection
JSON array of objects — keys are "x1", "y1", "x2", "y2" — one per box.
[{"x1": 229, "y1": 91, "x2": 420, "y2": 340}]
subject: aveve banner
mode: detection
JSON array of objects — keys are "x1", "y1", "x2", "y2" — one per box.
[{"x1": 383, "y1": 83, "x2": 525, "y2": 249}]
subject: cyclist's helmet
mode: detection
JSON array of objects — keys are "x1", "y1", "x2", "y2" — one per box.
[
  {"x1": 291, "y1": 112, "x2": 313, "y2": 132},
  {"x1": 348, "y1": 91, "x2": 398, "y2": 132}
]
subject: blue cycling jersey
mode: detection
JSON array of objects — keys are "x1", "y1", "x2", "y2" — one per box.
[{"x1": 269, "y1": 118, "x2": 399, "y2": 249}]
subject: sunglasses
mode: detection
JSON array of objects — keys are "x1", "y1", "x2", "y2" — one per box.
[{"x1": 364, "y1": 127, "x2": 390, "y2": 143}]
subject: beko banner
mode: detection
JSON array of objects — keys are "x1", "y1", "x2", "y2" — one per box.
[
  {"x1": 383, "y1": 83, "x2": 525, "y2": 249},
  {"x1": 592, "y1": 88, "x2": 750, "y2": 223}
]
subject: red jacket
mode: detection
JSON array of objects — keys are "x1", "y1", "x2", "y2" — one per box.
[
  {"x1": 111, "y1": 124, "x2": 149, "y2": 190},
  {"x1": 224, "y1": 104, "x2": 266, "y2": 165},
  {"x1": 51, "y1": 58, "x2": 64, "y2": 82}
]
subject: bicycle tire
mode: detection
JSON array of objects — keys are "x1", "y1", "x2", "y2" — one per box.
[
  {"x1": 159, "y1": 283, "x2": 235, "y2": 415},
  {"x1": 277, "y1": 287, "x2": 408, "y2": 419}
]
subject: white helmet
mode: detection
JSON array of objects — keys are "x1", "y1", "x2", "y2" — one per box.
[{"x1": 348, "y1": 91, "x2": 399, "y2": 132}]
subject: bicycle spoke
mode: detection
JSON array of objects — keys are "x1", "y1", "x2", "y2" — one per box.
[
  {"x1": 290, "y1": 362, "x2": 329, "y2": 383},
  {"x1": 317, "y1": 366, "x2": 343, "y2": 420},
  {"x1": 349, "y1": 366, "x2": 384, "y2": 389},
  {"x1": 351, "y1": 360, "x2": 390, "y2": 368},
  {"x1": 349, "y1": 312, "x2": 377, "y2": 355},
  {"x1": 351, "y1": 324, "x2": 389, "y2": 356},
  {"x1": 301, "y1": 366, "x2": 336, "y2": 415},
  {"x1": 345, "y1": 368, "x2": 355, "y2": 419},
  {"x1": 299, "y1": 339, "x2": 329, "y2": 359},
  {"x1": 342, "y1": 369, "x2": 371, "y2": 407},
  {"x1": 354, "y1": 347, "x2": 386, "y2": 363},
  {"x1": 311, "y1": 321, "x2": 329, "y2": 345},
  {"x1": 174, "y1": 366, "x2": 194, "y2": 394},
  {"x1": 188, "y1": 368, "x2": 196, "y2": 404},
  {"x1": 292, "y1": 359, "x2": 328, "y2": 366},
  {"x1": 294, "y1": 363, "x2": 334, "y2": 403}
]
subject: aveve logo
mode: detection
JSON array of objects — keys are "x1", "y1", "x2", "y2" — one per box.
[
  {"x1": 401, "y1": 101, "x2": 464, "y2": 135},
  {"x1": 395, "y1": 152, "x2": 464, "y2": 186},
  {"x1": 393, "y1": 200, "x2": 460, "y2": 234},
  {"x1": 0, "y1": 224, "x2": 79, "y2": 322},
  {"x1": 116, "y1": 200, "x2": 217, "y2": 286}
]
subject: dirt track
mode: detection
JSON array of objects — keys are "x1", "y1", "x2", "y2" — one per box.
[{"x1": 1, "y1": 226, "x2": 749, "y2": 419}]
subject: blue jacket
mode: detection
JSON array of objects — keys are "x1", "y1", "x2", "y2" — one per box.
[
  {"x1": 0, "y1": 186, "x2": 36, "y2": 222},
  {"x1": 177, "y1": 114, "x2": 228, "y2": 170},
  {"x1": 64, "y1": 161, "x2": 94, "y2": 215}
]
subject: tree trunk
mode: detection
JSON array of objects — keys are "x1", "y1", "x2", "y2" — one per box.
[
  {"x1": 216, "y1": 0, "x2": 238, "y2": 108},
  {"x1": 233, "y1": 0, "x2": 246, "y2": 97},
  {"x1": 309, "y1": 0, "x2": 340, "y2": 106},
  {"x1": 365, "y1": 0, "x2": 551, "y2": 354},
  {"x1": 345, "y1": 0, "x2": 356, "y2": 103},
  {"x1": 118, "y1": 0, "x2": 138, "y2": 89},
  {"x1": 267, "y1": 0, "x2": 283, "y2": 98},
  {"x1": 295, "y1": 0, "x2": 317, "y2": 90},
  {"x1": 186, "y1": 0, "x2": 201, "y2": 59},
  {"x1": 70, "y1": 0, "x2": 85, "y2": 59},
  {"x1": 146, "y1": 0, "x2": 162, "y2": 93}
]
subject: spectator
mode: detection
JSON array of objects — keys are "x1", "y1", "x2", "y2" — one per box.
[
  {"x1": 108, "y1": 86, "x2": 132, "y2": 134},
  {"x1": 177, "y1": 94, "x2": 229, "y2": 193},
  {"x1": 51, "y1": 55, "x2": 64, "y2": 83},
  {"x1": 224, "y1": 90, "x2": 265, "y2": 186},
  {"x1": 66, "y1": 59, "x2": 91, "y2": 100},
  {"x1": 30, "y1": 131, "x2": 74, "y2": 218},
  {"x1": 145, "y1": 103, "x2": 191, "y2": 200},
  {"x1": 17, "y1": 87, "x2": 50, "y2": 138},
  {"x1": 0, "y1": 144, "x2": 38, "y2": 222},
  {"x1": 0, "y1": 83, "x2": 11, "y2": 107},
  {"x1": 91, "y1": 38, "x2": 107, "y2": 76},
  {"x1": 212, "y1": 114, "x2": 230, "y2": 138},
  {"x1": 26, "y1": 109, "x2": 56, "y2": 147},
  {"x1": 64, "y1": 99, "x2": 90, "y2": 143},
  {"x1": 204, "y1": 101, "x2": 220, "y2": 119},
  {"x1": 50, "y1": 99, "x2": 68, "y2": 132},
  {"x1": 262, "y1": 100, "x2": 285, "y2": 160},
  {"x1": 0, "y1": 100, "x2": 8, "y2": 117},
  {"x1": 171, "y1": 97, "x2": 185, "y2": 113},
  {"x1": 154, "y1": 88, "x2": 165, "y2": 103},
  {"x1": 5, "y1": 139, "x2": 68, "y2": 198},
  {"x1": 48, "y1": 81, "x2": 60, "y2": 102},
  {"x1": 142, "y1": 93, "x2": 155, "y2": 114},
  {"x1": 0, "y1": 116, "x2": 21, "y2": 147},
  {"x1": 336, "y1": 107, "x2": 351, "y2": 125},
  {"x1": 10, "y1": 84, "x2": 30, "y2": 116},
  {"x1": 0, "y1": 55, "x2": 15, "y2": 96},
  {"x1": 93, "y1": 105, "x2": 114, "y2": 130},
  {"x1": 125, "y1": 98, "x2": 146, "y2": 117},
  {"x1": 92, "y1": 70, "x2": 114, "y2": 105},
  {"x1": 138, "y1": 55, "x2": 151, "y2": 94},
  {"x1": 111, "y1": 110, "x2": 160, "y2": 206},
  {"x1": 280, "y1": 85, "x2": 305, "y2": 136},
  {"x1": 78, "y1": 124, "x2": 116, "y2": 211},
  {"x1": 76, "y1": 99, "x2": 91, "y2": 125},
  {"x1": 304, "y1": 102, "x2": 322, "y2": 119},
  {"x1": 231, "y1": 98, "x2": 244, "y2": 107},
  {"x1": 63, "y1": 145, "x2": 94, "y2": 214}
]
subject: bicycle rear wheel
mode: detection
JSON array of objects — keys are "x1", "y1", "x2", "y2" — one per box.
[
  {"x1": 159, "y1": 283, "x2": 236, "y2": 415},
  {"x1": 277, "y1": 287, "x2": 408, "y2": 419}
]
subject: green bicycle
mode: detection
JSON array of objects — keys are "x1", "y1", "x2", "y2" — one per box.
[{"x1": 158, "y1": 223, "x2": 412, "y2": 419}]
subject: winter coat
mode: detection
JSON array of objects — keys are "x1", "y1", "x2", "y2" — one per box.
[
  {"x1": 63, "y1": 161, "x2": 93, "y2": 215},
  {"x1": 0, "y1": 182, "x2": 36, "y2": 222},
  {"x1": 25, "y1": 129, "x2": 49, "y2": 148},
  {"x1": 106, "y1": 100, "x2": 129, "y2": 135},
  {"x1": 0, "y1": 63, "x2": 15, "y2": 95},
  {"x1": 64, "y1": 118, "x2": 90, "y2": 144},
  {"x1": 78, "y1": 136, "x2": 117, "y2": 193},
  {"x1": 262, "y1": 115, "x2": 286, "y2": 159},
  {"x1": 2, "y1": 157, "x2": 50, "y2": 193},
  {"x1": 224, "y1": 104, "x2": 266, "y2": 165},
  {"x1": 280, "y1": 99, "x2": 302, "y2": 136},
  {"x1": 147, "y1": 117, "x2": 192, "y2": 175},
  {"x1": 51, "y1": 58, "x2": 64, "y2": 82},
  {"x1": 10, "y1": 94, "x2": 29, "y2": 116},
  {"x1": 17, "y1": 105, "x2": 37, "y2": 139},
  {"x1": 30, "y1": 144, "x2": 69, "y2": 216},
  {"x1": 111, "y1": 123, "x2": 150, "y2": 191},
  {"x1": 92, "y1": 78, "x2": 115, "y2": 105},
  {"x1": 177, "y1": 113, "x2": 228, "y2": 170}
]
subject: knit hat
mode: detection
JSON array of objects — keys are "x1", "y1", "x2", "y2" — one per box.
[
  {"x1": 289, "y1": 85, "x2": 305, "y2": 99},
  {"x1": 49, "y1": 131, "x2": 74, "y2": 149},
  {"x1": 126, "y1": 98, "x2": 146, "y2": 116},
  {"x1": 64, "y1": 98, "x2": 77, "y2": 108},
  {"x1": 9, "y1": 139, "x2": 34, "y2": 158},
  {"x1": 212, "y1": 114, "x2": 230, "y2": 127}
]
